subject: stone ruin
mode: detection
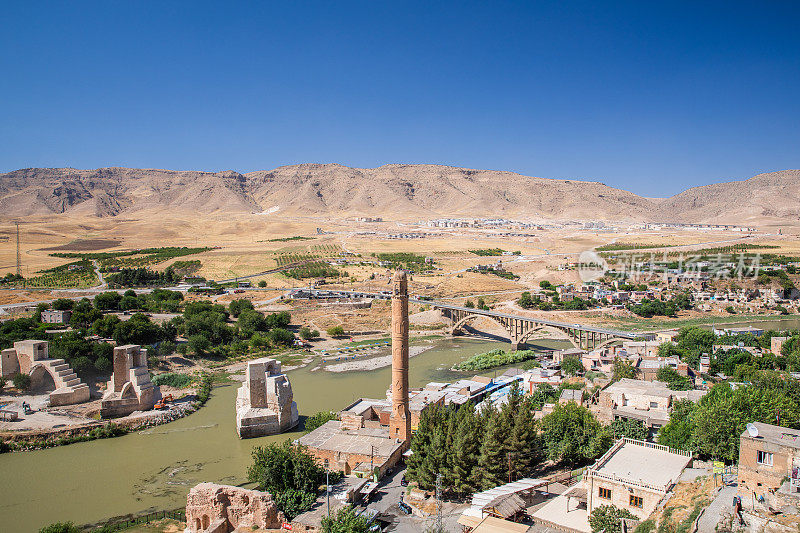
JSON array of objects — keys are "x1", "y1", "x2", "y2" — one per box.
[
  {"x1": 0, "y1": 340, "x2": 90, "y2": 406},
  {"x1": 235, "y1": 357, "x2": 299, "y2": 438},
  {"x1": 100, "y1": 344, "x2": 159, "y2": 418},
  {"x1": 185, "y1": 482, "x2": 285, "y2": 532}
]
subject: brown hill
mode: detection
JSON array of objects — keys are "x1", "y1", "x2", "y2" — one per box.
[{"x1": 0, "y1": 164, "x2": 797, "y2": 223}]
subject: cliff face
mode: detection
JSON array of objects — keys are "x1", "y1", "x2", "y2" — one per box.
[{"x1": 1, "y1": 164, "x2": 797, "y2": 223}]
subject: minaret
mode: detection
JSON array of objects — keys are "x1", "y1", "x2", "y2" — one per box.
[{"x1": 389, "y1": 270, "x2": 411, "y2": 445}]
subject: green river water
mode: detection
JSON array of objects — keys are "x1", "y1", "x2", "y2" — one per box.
[{"x1": 1, "y1": 337, "x2": 573, "y2": 532}]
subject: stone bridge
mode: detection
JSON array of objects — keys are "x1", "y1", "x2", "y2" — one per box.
[{"x1": 429, "y1": 302, "x2": 639, "y2": 350}]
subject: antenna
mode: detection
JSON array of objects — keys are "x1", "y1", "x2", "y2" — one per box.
[
  {"x1": 746, "y1": 423, "x2": 759, "y2": 438},
  {"x1": 15, "y1": 221, "x2": 21, "y2": 277}
]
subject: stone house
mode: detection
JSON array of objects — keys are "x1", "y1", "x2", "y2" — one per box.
[
  {"x1": 738, "y1": 422, "x2": 800, "y2": 509},
  {"x1": 594, "y1": 378, "x2": 706, "y2": 430},
  {"x1": 586, "y1": 439, "x2": 692, "y2": 520},
  {"x1": 40, "y1": 309, "x2": 72, "y2": 324}
]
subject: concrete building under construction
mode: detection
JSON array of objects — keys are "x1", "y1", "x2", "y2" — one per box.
[{"x1": 297, "y1": 271, "x2": 413, "y2": 478}]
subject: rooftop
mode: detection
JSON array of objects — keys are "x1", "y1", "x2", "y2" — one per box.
[
  {"x1": 589, "y1": 439, "x2": 692, "y2": 491},
  {"x1": 741, "y1": 422, "x2": 800, "y2": 449},
  {"x1": 296, "y1": 420, "x2": 404, "y2": 459},
  {"x1": 602, "y1": 378, "x2": 674, "y2": 398}
]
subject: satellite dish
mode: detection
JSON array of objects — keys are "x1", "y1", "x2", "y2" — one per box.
[{"x1": 747, "y1": 423, "x2": 759, "y2": 438}]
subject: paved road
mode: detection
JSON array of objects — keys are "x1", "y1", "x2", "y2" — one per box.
[{"x1": 697, "y1": 483, "x2": 737, "y2": 532}]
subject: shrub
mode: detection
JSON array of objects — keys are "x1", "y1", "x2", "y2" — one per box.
[
  {"x1": 151, "y1": 372, "x2": 193, "y2": 388},
  {"x1": 71, "y1": 356, "x2": 94, "y2": 377},
  {"x1": 0, "y1": 376, "x2": 5, "y2": 393},
  {"x1": 273, "y1": 488, "x2": 317, "y2": 521},
  {"x1": 305, "y1": 411, "x2": 338, "y2": 432},
  {"x1": 299, "y1": 327, "x2": 319, "y2": 340},
  {"x1": 94, "y1": 357, "x2": 112, "y2": 372},
  {"x1": 13, "y1": 372, "x2": 31, "y2": 391},
  {"x1": 326, "y1": 325, "x2": 345, "y2": 337},
  {"x1": 589, "y1": 505, "x2": 637, "y2": 533},
  {"x1": 39, "y1": 522, "x2": 82, "y2": 533},
  {"x1": 258, "y1": 280, "x2": 267, "y2": 288}
]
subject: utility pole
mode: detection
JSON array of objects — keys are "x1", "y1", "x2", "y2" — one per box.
[
  {"x1": 15, "y1": 221, "x2": 21, "y2": 277},
  {"x1": 370, "y1": 445, "x2": 375, "y2": 480},
  {"x1": 435, "y1": 473, "x2": 442, "y2": 533},
  {"x1": 326, "y1": 462, "x2": 331, "y2": 518},
  {"x1": 508, "y1": 452, "x2": 512, "y2": 483}
]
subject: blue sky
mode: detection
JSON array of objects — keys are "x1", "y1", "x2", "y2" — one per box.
[{"x1": 1, "y1": 1, "x2": 798, "y2": 197}]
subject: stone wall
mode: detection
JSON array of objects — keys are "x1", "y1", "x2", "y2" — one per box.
[{"x1": 185, "y1": 482, "x2": 285, "y2": 533}]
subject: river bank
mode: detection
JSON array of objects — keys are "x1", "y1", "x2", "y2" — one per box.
[
  {"x1": 0, "y1": 337, "x2": 526, "y2": 532},
  {"x1": 0, "y1": 374, "x2": 214, "y2": 453}
]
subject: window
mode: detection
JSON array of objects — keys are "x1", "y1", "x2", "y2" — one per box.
[
  {"x1": 630, "y1": 495, "x2": 643, "y2": 508},
  {"x1": 650, "y1": 401, "x2": 658, "y2": 408},
  {"x1": 757, "y1": 451, "x2": 773, "y2": 466},
  {"x1": 598, "y1": 487, "x2": 611, "y2": 499}
]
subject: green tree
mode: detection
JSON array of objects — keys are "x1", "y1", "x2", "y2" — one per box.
[
  {"x1": 188, "y1": 334, "x2": 212, "y2": 357},
  {"x1": 321, "y1": 506, "x2": 369, "y2": 533},
  {"x1": 326, "y1": 325, "x2": 345, "y2": 337},
  {"x1": 609, "y1": 418, "x2": 647, "y2": 440},
  {"x1": 94, "y1": 291, "x2": 122, "y2": 310},
  {"x1": 540, "y1": 403, "x2": 610, "y2": 464},
  {"x1": 305, "y1": 411, "x2": 338, "y2": 432},
  {"x1": 656, "y1": 366, "x2": 693, "y2": 390},
  {"x1": 612, "y1": 357, "x2": 638, "y2": 381},
  {"x1": 13, "y1": 372, "x2": 31, "y2": 391},
  {"x1": 273, "y1": 488, "x2": 317, "y2": 521},
  {"x1": 94, "y1": 357, "x2": 112, "y2": 372},
  {"x1": 268, "y1": 328, "x2": 295, "y2": 347},
  {"x1": 561, "y1": 356, "x2": 583, "y2": 376},
  {"x1": 589, "y1": 505, "x2": 637, "y2": 533},
  {"x1": 476, "y1": 405, "x2": 510, "y2": 488},
  {"x1": 238, "y1": 309, "x2": 267, "y2": 337},
  {"x1": 657, "y1": 399, "x2": 696, "y2": 452},
  {"x1": 112, "y1": 313, "x2": 162, "y2": 345},
  {"x1": 248, "y1": 440, "x2": 324, "y2": 495},
  {"x1": 70, "y1": 356, "x2": 93, "y2": 378},
  {"x1": 464, "y1": 299, "x2": 475, "y2": 308},
  {"x1": 228, "y1": 298, "x2": 254, "y2": 318},
  {"x1": 299, "y1": 327, "x2": 319, "y2": 340},
  {"x1": 51, "y1": 298, "x2": 75, "y2": 311},
  {"x1": 92, "y1": 315, "x2": 121, "y2": 338},
  {"x1": 258, "y1": 280, "x2": 267, "y2": 287}
]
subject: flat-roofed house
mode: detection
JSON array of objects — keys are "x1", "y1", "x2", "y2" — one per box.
[{"x1": 738, "y1": 422, "x2": 800, "y2": 508}]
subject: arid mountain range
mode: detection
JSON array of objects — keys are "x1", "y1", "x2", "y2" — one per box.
[{"x1": 0, "y1": 164, "x2": 797, "y2": 224}]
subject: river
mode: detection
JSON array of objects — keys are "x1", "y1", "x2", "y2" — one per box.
[{"x1": 0, "y1": 337, "x2": 568, "y2": 532}]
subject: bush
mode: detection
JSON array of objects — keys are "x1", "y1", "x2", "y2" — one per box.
[
  {"x1": 94, "y1": 357, "x2": 112, "y2": 372},
  {"x1": 299, "y1": 327, "x2": 319, "y2": 340},
  {"x1": 274, "y1": 489, "x2": 317, "y2": 521},
  {"x1": 151, "y1": 372, "x2": 193, "y2": 388},
  {"x1": 71, "y1": 356, "x2": 94, "y2": 377},
  {"x1": 268, "y1": 328, "x2": 295, "y2": 347},
  {"x1": 305, "y1": 411, "x2": 338, "y2": 432},
  {"x1": 454, "y1": 349, "x2": 537, "y2": 371},
  {"x1": 326, "y1": 325, "x2": 345, "y2": 337},
  {"x1": 321, "y1": 505, "x2": 370, "y2": 533},
  {"x1": 39, "y1": 522, "x2": 82, "y2": 533},
  {"x1": 13, "y1": 372, "x2": 31, "y2": 391},
  {"x1": 258, "y1": 280, "x2": 267, "y2": 288},
  {"x1": 589, "y1": 505, "x2": 637, "y2": 533}
]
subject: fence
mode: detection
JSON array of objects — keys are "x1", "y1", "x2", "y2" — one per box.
[{"x1": 84, "y1": 508, "x2": 185, "y2": 531}]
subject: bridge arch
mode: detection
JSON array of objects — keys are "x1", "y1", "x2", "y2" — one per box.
[
  {"x1": 517, "y1": 325, "x2": 581, "y2": 349},
  {"x1": 28, "y1": 363, "x2": 57, "y2": 393}
]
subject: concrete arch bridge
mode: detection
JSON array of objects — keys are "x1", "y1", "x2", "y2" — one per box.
[{"x1": 430, "y1": 303, "x2": 639, "y2": 350}]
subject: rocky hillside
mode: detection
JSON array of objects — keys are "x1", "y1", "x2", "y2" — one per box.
[{"x1": 0, "y1": 164, "x2": 797, "y2": 223}]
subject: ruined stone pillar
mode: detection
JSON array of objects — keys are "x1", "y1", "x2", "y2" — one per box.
[{"x1": 389, "y1": 270, "x2": 411, "y2": 445}]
